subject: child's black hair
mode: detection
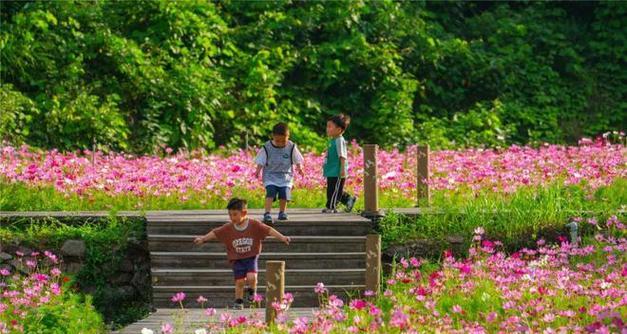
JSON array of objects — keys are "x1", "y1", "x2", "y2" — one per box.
[
  {"x1": 272, "y1": 123, "x2": 289, "y2": 136},
  {"x1": 328, "y1": 114, "x2": 351, "y2": 131},
  {"x1": 226, "y1": 198, "x2": 248, "y2": 211}
]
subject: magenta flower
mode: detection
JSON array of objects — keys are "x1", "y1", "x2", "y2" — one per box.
[
  {"x1": 283, "y1": 292, "x2": 294, "y2": 304},
  {"x1": 400, "y1": 257, "x2": 409, "y2": 269},
  {"x1": 160, "y1": 323, "x2": 173, "y2": 334},
  {"x1": 314, "y1": 282, "x2": 327, "y2": 294},
  {"x1": 170, "y1": 292, "x2": 185, "y2": 303},
  {"x1": 349, "y1": 299, "x2": 367, "y2": 310},
  {"x1": 34, "y1": 274, "x2": 49, "y2": 282},
  {"x1": 390, "y1": 308, "x2": 409, "y2": 329},
  {"x1": 252, "y1": 294, "x2": 264, "y2": 303}
]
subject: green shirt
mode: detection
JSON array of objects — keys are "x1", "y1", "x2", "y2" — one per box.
[{"x1": 323, "y1": 136, "x2": 348, "y2": 177}]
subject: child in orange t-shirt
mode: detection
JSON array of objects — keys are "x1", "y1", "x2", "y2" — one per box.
[{"x1": 193, "y1": 198, "x2": 290, "y2": 309}]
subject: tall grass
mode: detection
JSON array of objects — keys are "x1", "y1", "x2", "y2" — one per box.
[
  {"x1": 380, "y1": 178, "x2": 626, "y2": 252},
  {"x1": 0, "y1": 179, "x2": 416, "y2": 211},
  {"x1": 2, "y1": 178, "x2": 624, "y2": 213}
]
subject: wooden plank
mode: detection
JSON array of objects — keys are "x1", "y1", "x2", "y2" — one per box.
[
  {"x1": 147, "y1": 214, "x2": 370, "y2": 222},
  {"x1": 362, "y1": 144, "x2": 380, "y2": 216},
  {"x1": 148, "y1": 235, "x2": 367, "y2": 253},
  {"x1": 265, "y1": 261, "x2": 285, "y2": 323},
  {"x1": 417, "y1": 145, "x2": 430, "y2": 206},
  {"x1": 150, "y1": 251, "x2": 365, "y2": 256},
  {"x1": 152, "y1": 284, "x2": 365, "y2": 291},
  {"x1": 113, "y1": 308, "x2": 319, "y2": 334},
  {"x1": 148, "y1": 235, "x2": 367, "y2": 241},
  {"x1": 365, "y1": 234, "x2": 381, "y2": 294},
  {"x1": 152, "y1": 268, "x2": 364, "y2": 273},
  {"x1": 149, "y1": 252, "x2": 367, "y2": 270}
]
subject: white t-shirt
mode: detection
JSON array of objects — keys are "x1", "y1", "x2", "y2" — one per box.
[{"x1": 254, "y1": 144, "x2": 304, "y2": 166}]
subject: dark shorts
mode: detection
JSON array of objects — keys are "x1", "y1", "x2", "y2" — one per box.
[
  {"x1": 265, "y1": 185, "x2": 291, "y2": 201},
  {"x1": 232, "y1": 256, "x2": 259, "y2": 280}
]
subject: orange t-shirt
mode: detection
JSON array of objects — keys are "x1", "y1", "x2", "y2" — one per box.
[{"x1": 212, "y1": 218, "x2": 271, "y2": 260}]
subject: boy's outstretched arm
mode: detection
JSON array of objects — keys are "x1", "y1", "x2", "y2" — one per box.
[
  {"x1": 254, "y1": 164, "x2": 263, "y2": 179},
  {"x1": 295, "y1": 164, "x2": 304, "y2": 177},
  {"x1": 268, "y1": 227, "x2": 290, "y2": 245},
  {"x1": 194, "y1": 230, "x2": 217, "y2": 245}
]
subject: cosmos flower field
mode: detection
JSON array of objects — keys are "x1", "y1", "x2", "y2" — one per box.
[
  {"x1": 1, "y1": 137, "x2": 625, "y2": 333},
  {"x1": 0, "y1": 138, "x2": 624, "y2": 211}
]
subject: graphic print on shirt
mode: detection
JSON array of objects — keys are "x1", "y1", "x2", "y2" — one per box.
[{"x1": 232, "y1": 237, "x2": 254, "y2": 254}]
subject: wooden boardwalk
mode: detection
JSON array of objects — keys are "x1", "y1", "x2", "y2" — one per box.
[
  {"x1": 147, "y1": 210, "x2": 373, "y2": 308},
  {"x1": 112, "y1": 308, "x2": 319, "y2": 334}
]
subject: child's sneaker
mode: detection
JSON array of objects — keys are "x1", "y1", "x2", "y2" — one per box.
[
  {"x1": 230, "y1": 299, "x2": 244, "y2": 310},
  {"x1": 263, "y1": 212, "x2": 273, "y2": 224},
  {"x1": 278, "y1": 212, "x2": 288, "y2": 221},
  {"x1": 321, "y1": 208, "x2": 337, "y2": 213},
  {"x1": 345, "y1": 195, "x2": 358, "y2": 213},
  {"x1": 246, "y1": 288, "x2": 256, "y2": 303}
]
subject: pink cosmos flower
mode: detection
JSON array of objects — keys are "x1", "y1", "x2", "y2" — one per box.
[
  {"x1": 315, "y1": 282, "x2": 327, "y2": 294},
  {"x1": 253, "y1": 294, "x2": 264, "y2": 303},
  {"x1": 161, "y1": 323, "x2": 173, "y2": 334},
  {"x1": 170, "y1": 292, "x2": 185, "y2": 303},
  {"x1": 390, "y1": 309, "x2": 409, "y2": 329},
  {"x1": 349, "y1": 299, "x2": 367, "y2": 310}
]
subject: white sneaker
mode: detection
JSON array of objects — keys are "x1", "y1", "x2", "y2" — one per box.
[{"x1": 321, "y1": 208, "x2": 338, "y2": 213}]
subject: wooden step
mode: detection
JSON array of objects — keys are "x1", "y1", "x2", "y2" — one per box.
[
  {"x1": 150, "y1": 252, "x2": 366, "y2": 269},
  {"x1": 152, "y1": 285, "x2": 364, "y2": 308},
  {"x1": 147, "y1": 212, "x2": 369, "y2": 221},
  {"x1": 151, "y1": 268, "x2": 365, "y2": 286},
  {"x1": 146, "y1": 209, "x2": 367, "y2": 217},
  {"x1": 148, "y1": 235, "x2": 367, "y2": 253},
  {"x1": 147, "y1": 220, "x2": 372, "y2": 236}
]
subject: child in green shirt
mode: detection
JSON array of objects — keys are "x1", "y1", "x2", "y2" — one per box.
[{"x1": 322, "y1": 114, "x2": 357, "y2": 213}]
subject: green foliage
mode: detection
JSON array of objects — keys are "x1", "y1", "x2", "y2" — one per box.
[
  {"x1": 0, "y1": 84, "x2": 39, "y2": 145},
  {"x1": 0, "y1": 216, "x2": 149, "y2": 328},
  {"x1": 379, "y1": 178, "x2": 627, "y2": 254},
  {"x1": 23, "y1": 294, "x2": 105, "y2": 334},
  {"x1": 0, "y1": 1, "x2": 624, "y2": 152}
]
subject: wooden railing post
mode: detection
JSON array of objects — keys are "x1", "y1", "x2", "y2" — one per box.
[
  {"x1": 365, "y1": 234, "x2": 381, "y2": 294},
  {"x1": 417, "y1": 144, "x2": 430, "y2": 206},
  {"x1": 362, "y1": 144, "x2": 383, "y2": 219},
  {"x1": 265, "y1": 261, "x2": 285, "y2": 323}
]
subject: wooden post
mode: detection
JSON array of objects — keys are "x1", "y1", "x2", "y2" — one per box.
[
  {"x1": 363, "y1": 144, "x2": 382, "y2": 218},
  {"x1": 417, "y1": 145, "x2": 430, "y2": 206},
  {"x1": 365, "y1": 234, "x2": 381, "y2": 294},
  {"x1": 245, "y1": 131, "x2": 249, "y2": 152},
  {"x1": 265, "y1": 261, "x2": 285, "y2": 323},
  {"x1": 91, "y1": 138, "x2": 96, "y2": 167}
]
